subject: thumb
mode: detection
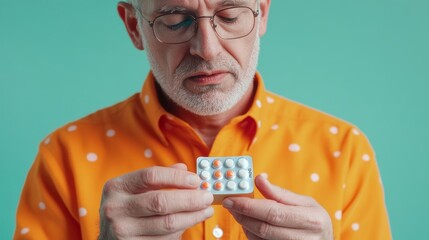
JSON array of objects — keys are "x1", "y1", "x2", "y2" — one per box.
[{"x1": 169, "y1": 163, "x2": 188, "y2": 171}]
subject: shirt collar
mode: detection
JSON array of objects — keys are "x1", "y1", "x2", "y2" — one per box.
[{"x1": 139, "y1": 71, "x2": 268, "y2": 147}]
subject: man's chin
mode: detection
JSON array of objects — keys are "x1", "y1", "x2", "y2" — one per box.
[
  {"x1": 176, "y1": 97, "x2": 234, "y2": 116},
  {"x1": 183, "y1": 84, "x2": 226, "y2": 95}
]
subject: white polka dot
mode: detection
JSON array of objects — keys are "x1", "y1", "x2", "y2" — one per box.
[
  {"x1": 20, "y1": 227, "x2": 30, "y2": 235},
  {"x1": 288, "y1": 143, "x2": 301, "y2": 152},
  {"x1": 311, "y1": 173, "x2": 320, "y2": 182},
  {"x1": 144, "y1": 148, "x2": 153, "y2": 158},
  {"x1": 79, "y1": 207, "x2": 87, "y2": 217},
  {"x1": 362, "y1": 154, "x2": 371, "y2": 162},
  {"x1": 257, "y1": 121, "x2": 262, "y2": 128},
  {"x1": 256, "y1": 100, "x2": 262, "y2": 108},
  {"x1": 44, "y1": 137, "x2": 51, "y2": 145},
  {"x1": 212, "y1": 225, "x2": 224, "y2": 238},
  {"x1": 342, "y1": 183, "x2": 346, "y2": 189},
  {"x1": 67, "y1": 125, "x2": 77, "y2": 132},
  {"x1": 39, "y1": 201, "x2": 46, "y2": 210},
  {"x1": 333, "y1": 151, "x2": 341, "y2": 158},
  {"x1": 87, "y1": 153, "x2": 98, "y2": 162},
  {"x1": 266, "y1": 96, "x2": 275, "y2": 104},
  {"x1": 352, "y1": 128, "x2": 360, "y2": 135},
  {"x1": 335, "y1": 210, "x2": 342, "y2": 220},
  {"x1": 106, "y1": 129, "x2": 116, "y2": 137},
  {"x1": 144, "y1": 94, "x2": 150, "y2": 104},
  {"x1": 352, "y1": 223, "x2": 360, "y2": 231},
  {"x1": 330, "y1": 126, "x2": 339, "y2": 135},
  {"x1": 271, "y1": 124, "x2": 279, "y2": 130}
]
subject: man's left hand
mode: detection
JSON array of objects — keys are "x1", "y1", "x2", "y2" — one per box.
[{"x1": 222, "y1": 174, "x2": 333, "y2": 240}]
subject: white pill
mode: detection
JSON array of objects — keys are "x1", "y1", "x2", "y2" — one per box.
[
  {"x1": 237, "y1": 158, "x2": 248, "y2": 168},
  {"x1": 226, "y1": 181, "x2": 237, "y2": 190},
  {"x1": 200, "y1": 171, "x2": 211, "y2": 180},
  {"x1": 199, "y1": 159, "x2": 210, "y2": 169},
  {"x1": 224, "y1": 158, "x2": 235, "y2": 168},
  {"x1": 239, "y1": 181, "x2": 250, "y2": 190},
  {"x1": 238, "y1": 169, "x2": 249, "y2": 179}
]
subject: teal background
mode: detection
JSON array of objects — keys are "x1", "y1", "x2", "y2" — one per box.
[{"x1": 1, "y1": 0, "x2": 428, "y2": 238}]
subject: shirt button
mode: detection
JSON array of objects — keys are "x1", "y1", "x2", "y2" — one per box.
[{"x1": 212, "y1": 225, "x2": 223, "y2": 239}]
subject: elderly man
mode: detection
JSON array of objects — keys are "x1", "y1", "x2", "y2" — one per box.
[{"x1": 15, "y1": 0, "x2": 391, "y2": 239}]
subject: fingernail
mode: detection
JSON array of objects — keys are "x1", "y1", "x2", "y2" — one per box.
[
  {"x1": 260, "y1": 172, "x2": 269, "y2": 179},
  {"x1": 203, "y1": 192, "x2": 214, "y2": 205},
  {"x1": 187, "y1": 174, "x2": 200, "y2": 186},
  {"x1": 204, "y1": 207, "x2": 214, "y2": 218},
  {"x1": 222, "y1": 199, "x2": 233, "y2": 209}
]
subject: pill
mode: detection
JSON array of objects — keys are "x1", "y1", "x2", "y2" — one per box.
[
  {"x1": 239, "y1": 181, "x2": 249, "y2": 190},
  {"x1": 226, "y1": 181, "x2": 237, "y2": 190},
  {"x1": 224, "y1": 158, "x2": 235, "y2": 168},
  {"x1": 213, "y1": 170, "x2": 223, "y2": 179},
  {"x1": 201, "y1": 181, "x2": 210, "y2": 190},
  {"x1": 238, "y1": 169, "x2": 249, "y2": 179},
  {"x1": 199, "y1": 159, "x2": 210, "y2": 169},
  {"x1": 225, "y1": 170, "x2": 235, "y2": 179},
  {"x1": 214, "y1": 181, "x2": 223, "y2": 191},
  {"x1": 237, "y1": 158, "x2": 249, "y2": 168},
  {"x1": 212, "y1": 159, "x2": 222, "y2": 169},
  {"x1": 200, "y1": 171, "x2": 211, "y2": 180}
]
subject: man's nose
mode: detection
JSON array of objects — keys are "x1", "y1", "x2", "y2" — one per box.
[{"x1": 189, "y1": 18, "x2": 223, "y2": 61}]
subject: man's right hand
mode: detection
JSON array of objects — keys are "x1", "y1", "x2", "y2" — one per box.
[{"x1": 98, "y1": 163, "x2": 214, "y2": 240}]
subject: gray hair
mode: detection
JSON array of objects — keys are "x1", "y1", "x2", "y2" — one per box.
[
  {"x1": 127, "y1": 0, "x2": 261, "y2": 11},
  {"x1": 127, "y1": 0, "x2": 141, "y2": 8}
]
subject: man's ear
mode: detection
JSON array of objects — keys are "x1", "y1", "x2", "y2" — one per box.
[
  {"x1": 117, "y1": 2, "x2": 144, "y2": 50},
  {"x1": 258, "y1": 0, "x2": 271, "y2": 37}
]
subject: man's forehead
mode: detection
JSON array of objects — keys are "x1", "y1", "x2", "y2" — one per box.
[{"x1": 142, "y1": 0, "x2": 253, "y2": 14}]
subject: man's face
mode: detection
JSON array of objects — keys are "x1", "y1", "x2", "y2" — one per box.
[{"x1": 136, "y1": 0, "x2": 269, "y2": 116}]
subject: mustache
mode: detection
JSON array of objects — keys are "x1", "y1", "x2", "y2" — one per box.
[{"x1": 174, "y1": 56, "x2": 239, "y2": 78}]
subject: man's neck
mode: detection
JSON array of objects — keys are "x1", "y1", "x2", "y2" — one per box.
[{"x1": 157, "y1": 82, "x2": 256, "y2": 149}]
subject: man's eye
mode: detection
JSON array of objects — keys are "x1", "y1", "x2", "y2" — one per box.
[
  {"x1": 218, "y1": 16, "x2": 238, "y2": 24},
  {"x1": 166, "y1": 18, "x2": 194, "y2": 30}
]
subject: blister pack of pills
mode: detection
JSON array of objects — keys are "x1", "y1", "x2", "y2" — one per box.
[{"x1": 196, "y1": 156, "x2": 254, "y2": 204}]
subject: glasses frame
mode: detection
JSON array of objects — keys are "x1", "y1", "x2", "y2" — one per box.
[{"x1": 137, "y1": 6, "x2": 260, "y2": 44}]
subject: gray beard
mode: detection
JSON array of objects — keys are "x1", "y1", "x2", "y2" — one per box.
[{"x1": 140, "y1": 25, "x2": 260, "y2": 116}]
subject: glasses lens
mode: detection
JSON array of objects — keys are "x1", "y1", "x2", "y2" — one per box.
[
  {"x1": 214, "y1": 7, "x2": 256, "y2": 39},
  {"x1": 153, "y1": 14, "x2": 195, "y2": 43}
]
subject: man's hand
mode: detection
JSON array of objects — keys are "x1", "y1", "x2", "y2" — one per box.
[
  {"x1": 99, "y1": 163, "x2": 214, "y2": 240},
  {"x1": 222, "y1": 174, "x2": 333, "y2": 240}
]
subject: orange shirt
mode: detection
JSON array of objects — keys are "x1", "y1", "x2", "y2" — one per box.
[{"x1": 15, "y1": 72, "x2": 391, "y2": 239}]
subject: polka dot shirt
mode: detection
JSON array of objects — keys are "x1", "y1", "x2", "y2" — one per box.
[{"x1": 14, "y1": 72, "x2": 391, "y2": 239}]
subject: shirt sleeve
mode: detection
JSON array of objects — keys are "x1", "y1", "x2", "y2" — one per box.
[
  {"x1": 339, "y1": 128, "x2": 392, "y2": 239},
  {"x1": 14, "y1": 137, "x2": 82, "y2": 240}
]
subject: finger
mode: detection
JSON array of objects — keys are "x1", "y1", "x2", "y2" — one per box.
[
  {"x1": 108, "y1": 224, "x2": 183, "y2": 240},
  {"x1": 230, "y1": 211, "x2": 313, "y2": 240},
  {"x1": 113, "y1": 166, "x2": 201, "y2": 194},
  {"x1": 133, "y1": 207, "x2": 214, "y2": 236},
  {"x1": 126, "y1": 190, "x2": 214, "y2": 217},
  {"x1": 223, "y1": 197, "x2": 312, "y2": 229},
  {"x1": 136, "y1": 232, "x2": 182, "y2": 240},
  {"x1": 255, "y1": 174, "x2": 316, "y2": 206},
  {"x1": 242, "y1": 228, "x2": 264, "y2": 240},
  {"x1": 169, "y1": 163, "x2": 188, "y2": 171}
]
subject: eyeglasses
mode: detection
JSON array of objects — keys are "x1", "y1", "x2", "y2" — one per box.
[{"x1": 137, "y1": 6, "x2": 259, "y2": 44}]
